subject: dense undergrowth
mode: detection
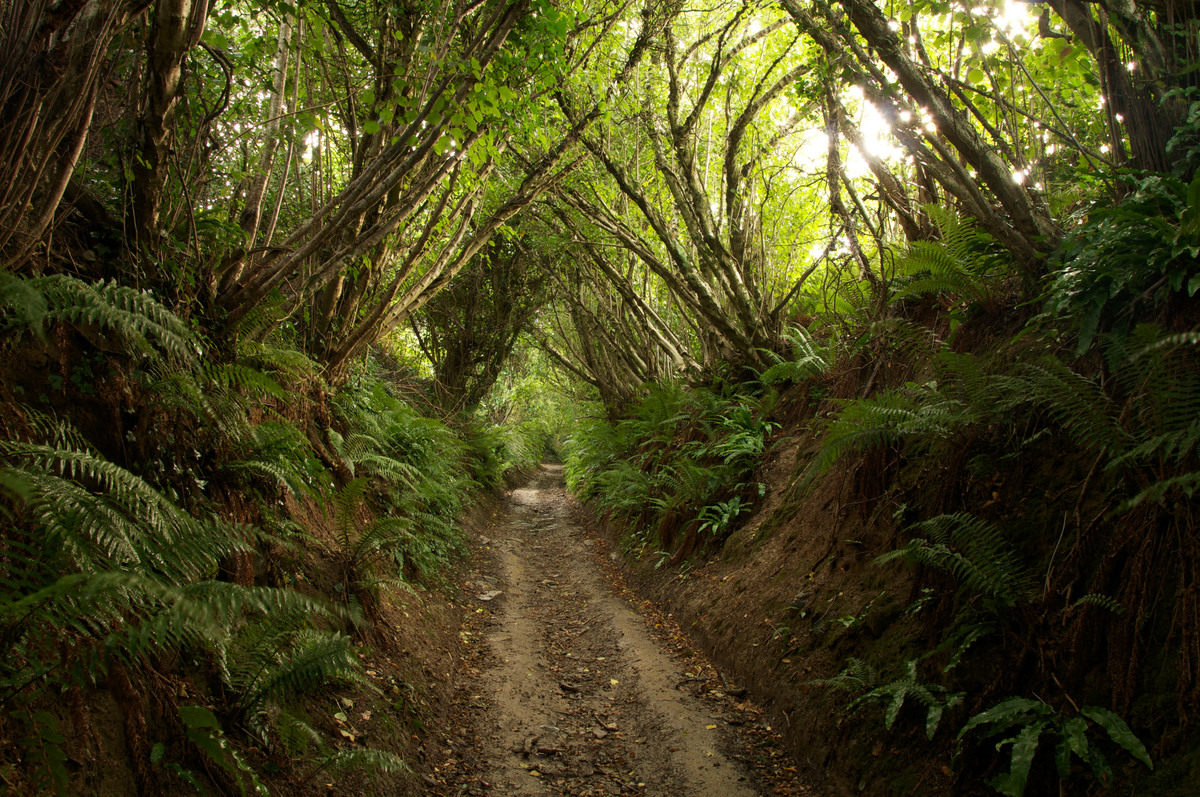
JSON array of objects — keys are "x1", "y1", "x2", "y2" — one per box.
[
  {"x1": 564, "y1": 383, "x2": 778, "y2": 567},
  {"x1": 565, "y1": 177, "x2": 1200, "y2": 795},
  {"x1": 0, "y1": 273, "x2": 542, "y2": 794}
]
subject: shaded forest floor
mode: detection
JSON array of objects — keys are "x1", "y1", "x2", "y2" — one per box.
[{"x1": 424, "y1": 465, "x2": 808, "y2": 795}]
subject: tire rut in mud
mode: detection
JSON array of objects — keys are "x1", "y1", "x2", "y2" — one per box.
[{"x1": 431, "y1": 465, "x2": 811, "y2": 796}]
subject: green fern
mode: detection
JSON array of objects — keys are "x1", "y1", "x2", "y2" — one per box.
[
  {"x1": 237, "y1": 339, "x2": 326, "y2": 389},
  {"x1": 808, "y1": 385, "x2": 977, "y2": 480},
  {"x1": 226, "y1": 619, "x2": 365, "y2": 741},
  {"x1": 564, "y1": 386, "x2": 772, "y2": 553},
  {"x1": 889, "y1": 206, "x2": 1011, "y2": 304},
  {"x1": 1103, "y1": 324, "x2": 1200, "y2": 509},
  {"x1": 175, "y1": 705, "x2": 268, "y2": 797},
  {"x1": 2, "y1": 274, "x2": 199, "y2": 363},
  {"x1": 759, "y1": 325, "x2": 832, "y2": 385},
  {"x1": 957, "y1": 697, "x2": 1152, "y2": 796},
  {"x1": 2, "y1": 437, "x2": 251, "y2": 578},
  {"x1": 1070, "y1": 593, "x2": 1124, "y2": 614},
  {"x1": 0, "y1": 271, "x2": 49, "y2": 332},
  {"x1": 227, "y1": 420, "x2": 326, "y2": 497},
  {"x1": 878, "y1": 513, "x2": 1034, "y2": 607},
  {"x1": 990, "y1": 358, "x2": 1129, "y2": 455},
  {"x1": 821, "y1": 657, "x2": 964, "y2": 740},
  {"x1": 0, "y1": 419, "x2": 361, "y2": 794},
  {"x1": 316, "y1": 746, "x2": 410, "y2": 776},
  {"x1": 149, "y1": 360, "x2": 289, "y2": 450}
]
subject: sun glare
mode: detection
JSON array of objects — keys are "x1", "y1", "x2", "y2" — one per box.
[
  {"x1": 792, "y1": 128, "x2": 829, "y2": 173},
  {"x1": 994, "y1": 0, "x2": 1034, "y2": 39}
]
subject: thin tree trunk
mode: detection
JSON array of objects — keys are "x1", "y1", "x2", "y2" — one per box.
[{"x1": 132, "y1": 0, "x2": 210, "y2": 248}]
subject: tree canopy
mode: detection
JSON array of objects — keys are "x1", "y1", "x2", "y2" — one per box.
[{"x1": 7, "y1": 0, "x2": 1196, "y2": 405}]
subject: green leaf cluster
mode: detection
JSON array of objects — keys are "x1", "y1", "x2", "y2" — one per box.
[
  {"x1": 564, "y1": 383, "x2": 775, "y2": 554},
  {"x1": 957, "y1": 697, "x2": 1152, "y2": 796}
]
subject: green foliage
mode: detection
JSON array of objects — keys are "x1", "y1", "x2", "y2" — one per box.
[
  {"x1": 331, "y1": 368, "x2": 473, "y2": 580},
  {"x1": 1, "y1": 273, "x2": 197, "y2": 363},
  {"x1": 696, "y1": 493, "x2": 754, "y2": 538},
  {"x1": 758, "y1": 325, "x2": 833, "y2": 385},
  {"x1": 564, "y1": 383, "x2": 773, "y2": 553},
  {"x1": 0, "y1": 427, "x2": 367, "y2": 790},
  {"x1": 144, "y1": 341, "x2": 331, "y2": 501},
  {"x1": 1103, "y1": 324, "x2": 1200, "y2": 510},
  {"x1": 236, "y1": 339, "x2": 325, "y2": 389},
  {"x1": 808, "y1": 321, "x2": 1200, "y2": 517},
  {"x1": 1046, "y1": 173, "x2": 1200, "y2": 353},
  {"x1": 1, "y1": 432, "x2": 250, "y2": 579},
  {"x1": 228, "y1": 419, "x2": 328, "y2": 498},
  {"x1": 957, "y1": 697, "x2": 1152, "y2": 796},
  {"x1": 878, "y1": 513, "x2": 1034, "y2": 607},
  {"x1": 808, "y1": 383, "x2": 977, "y2": 481},
  {"x1": 889, "y1": 206, "x2": 1012, "y2": 306},
  {"x1": 227, "y1": 624, "x2": 363, "y2": 739},
  {"x1": 174, "y1": 705, "x2": 267, "y2": 796},
  {"x1": 809, "y1": 271, "x2": 1190, "y2": 793},
  {"x1": 820, "y1": 657, "x2": 964, "y2": 740},
  {"x1": 325, "y1": 477, "x2": 419, "y2": 606},
  {"x1": 0, "y1": 276, "x2": 434, "y2": 789}
]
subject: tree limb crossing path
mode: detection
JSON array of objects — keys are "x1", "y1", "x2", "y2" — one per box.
[{"x1": 432, "y1": 465, "x2": 811, "y2": 796}]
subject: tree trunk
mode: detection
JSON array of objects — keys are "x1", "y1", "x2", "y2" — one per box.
[{"x1": 131, "y1": 0, "x2": 210, "y2": 248}]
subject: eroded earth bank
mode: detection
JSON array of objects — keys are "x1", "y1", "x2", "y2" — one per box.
[{"x1": 426, "y1": 466, "x2": 810, "y2": 796}]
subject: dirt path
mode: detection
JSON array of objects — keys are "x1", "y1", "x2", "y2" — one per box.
[{"x1": 428, "y1": 465, "x2": 811, "y2": 796}]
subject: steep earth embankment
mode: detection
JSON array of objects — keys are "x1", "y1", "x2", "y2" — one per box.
[{"x1": 599, "y1": 434, "x2": 956, "y2": 795}]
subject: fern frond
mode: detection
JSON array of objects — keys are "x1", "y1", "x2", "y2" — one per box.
[
  {"x1": 4, "y1": 442, "x2": 250, "y2": 578},
  {"x1": 237, "y1": 339, "x2": 326, "y2": 388},
  {"x1": 348, "y1": 517, "x2": 415, "y2": 570},
  {"x1": 1070, "y1": 594, "x2": 1124, "y2": 614},
  {"x1": 236, "y1": 630, "x2": 363, "y2": 723},
  {"x1": 759, "y1": 325, "x2": 832, "y2": 385},
  {"x1": 0, "y1": 271, "x2": 49, "y2": 331},
  {"x1": 36, "y1": 274, "x2": 199, "y2": 363},
  {"x1": 889, "y1": 207, "x2": 1011, "y2": 303},
  {"x1": 214, "y1": 363, "x2": 289, "y2": 403},
  {"x1": 227, "y1": 420, "x2": 322, "y2": 497},
  {"x1": 809, "y1": 387, "x2": 975, "y2": 479},
  {"x1": 992, "y1": 358, "x2": 1129, "y2": 454},
  {"x1": 1118, "y1": 471, "x2": 1200, "y2": 510},
  {"x1": 879, "y1": 513, "x2": 1034, "y2": 606}
]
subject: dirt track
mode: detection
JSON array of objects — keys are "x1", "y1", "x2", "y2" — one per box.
[{"x1": 429, "y1": 465, "x2": 810, "y2": 796}]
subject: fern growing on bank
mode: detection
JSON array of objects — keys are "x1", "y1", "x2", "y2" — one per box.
[
  {"x1": 0, "y1": 273, "x2": 454, "y2": 791},
  {"x1": 820, "y1": 656, "x2": 965, "y2": 740},
  {"x1": 758, "y1": 325, "x2": 833, "y2": 385},
  {"x1": 806, "y1": 384, "x2": 977, "y2": 482},
  {"x1": 877, "y1": 513, "x2": 1034, "y2": 608},
  {"x1": 0, "y1": 428, "x2": 378, "y2": 792},
  {"x1": 807, "y1": 305, "x2": 1193, "y2": 794},
  {"x1": 330, "y1": 367, "x2": 474, "y2": 580},
  {"x1": 889, "y1": 206, "x2": 1011, "y2": 306},
  {"x1": 1, "y1": 273, "x2": 198, "y2": 363},
  {"x1": 564, "y1": 384, "x2": 773, "y2": 555},
  {"x1": 957, "y1": 697, "x2": 1153, "y2": 796}
]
